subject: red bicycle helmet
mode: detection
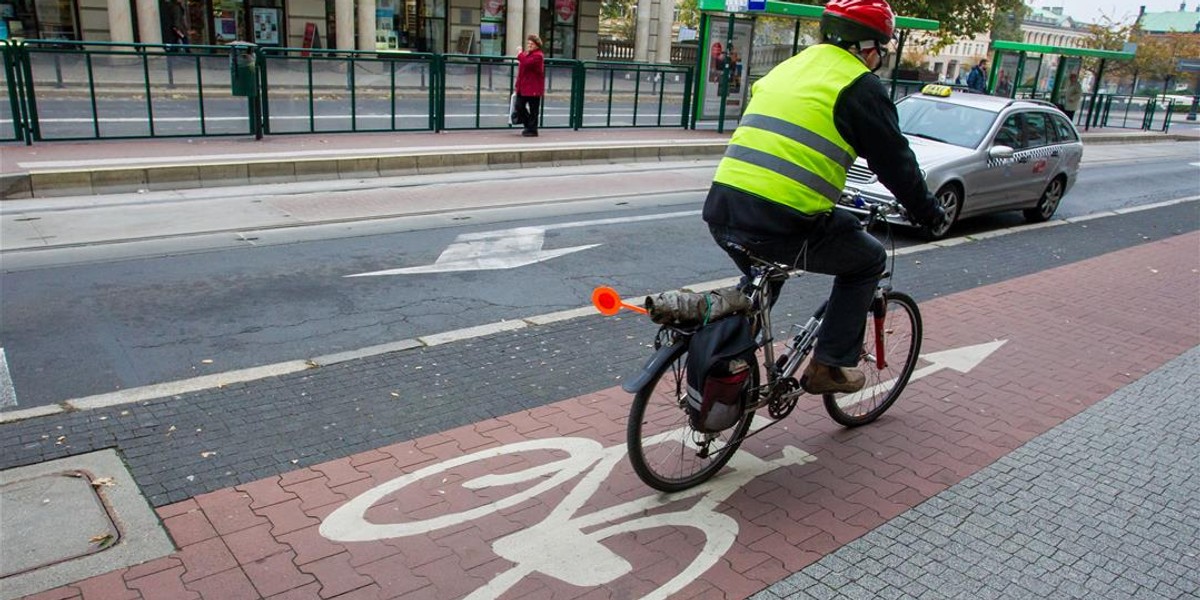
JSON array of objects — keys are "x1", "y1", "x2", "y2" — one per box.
[{"x1": 821, "y1": 0, "x2": 895, "y2": 45}]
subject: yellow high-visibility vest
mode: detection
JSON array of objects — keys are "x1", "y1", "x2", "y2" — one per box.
[{"x1": 713, "y1": 44, "x2": 868, "y2": 215}]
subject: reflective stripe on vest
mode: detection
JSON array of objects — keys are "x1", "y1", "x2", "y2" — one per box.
[{"x1": 713, "y1": 45, "x2": 867, "y2": 215}]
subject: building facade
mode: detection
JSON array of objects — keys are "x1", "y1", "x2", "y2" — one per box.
[
  {"x1": 1137, "y1": 2, "x2": 1200, "y2": 34},
  {"x1": 0, "y1": 0, "x2": 602, "y2": 57},
  {"x1": 0, "y1": 0, "x2": 686, "y2": 62},
  {"x1": 911, "y1": 6, "x2": 1091, "y2": 85}
]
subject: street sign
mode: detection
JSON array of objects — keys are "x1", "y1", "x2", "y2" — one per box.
[{"x1": 725, "y1": 0, "x2": 747, "y2": 12}]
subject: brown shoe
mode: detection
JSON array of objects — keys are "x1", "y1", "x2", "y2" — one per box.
[{"x1": 801, "y1": 361, "x2": 866, "y2": 395}]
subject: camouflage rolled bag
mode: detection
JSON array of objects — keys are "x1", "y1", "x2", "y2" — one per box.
[
  {"x1": 643, "y1": 287, "x2": 751, "y2": 326},
  {"x1": 643, "y1": 287, "x2": 757, "y2": 432}
]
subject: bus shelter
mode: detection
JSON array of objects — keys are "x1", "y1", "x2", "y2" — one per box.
[
  {"x1": 694, "y1": 0, "x2": 939, "y2": 131},
  {"x1": 988, "y1": 40, "x2": 1136, "y2": 130}
]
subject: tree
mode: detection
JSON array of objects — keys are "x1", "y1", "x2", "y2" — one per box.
[
  {"x1": 989, "y1": 3, "x2": 1030, "y2": 44},
  {"x1": 600, "y1": 0, "x2": 637, "y2": 40},
  {"x1": 1142, "y1": 33, "x2": 1200, "y2": 93},
  {"x1": 890, "y1": 0, "x2": 1026, "y2": 47},
  {"x1": 1082, "y1": 18, "x2": 1200, "y2": 95},
  {"x1": 678, "y1": 0, "x2": 699, "y2": 29},
  {"x1": 1082, "y1": 17, "x2": 1137, "y2": 90}
]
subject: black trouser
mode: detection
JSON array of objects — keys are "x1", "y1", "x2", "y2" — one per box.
[
  {"x1": 516, "y1": 95, "x2": 541, "y2": 134},
  {"x1": 709, "y1": 211, "x2": 886, "y2": 368}
]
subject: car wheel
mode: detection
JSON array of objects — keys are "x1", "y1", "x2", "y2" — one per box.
[
  {"x1": 924, "y1": 184, "x2": 961, "y2": 240},
  {"x1": 1024, "y1": 176, "x2": 1065, "y2": 223}
]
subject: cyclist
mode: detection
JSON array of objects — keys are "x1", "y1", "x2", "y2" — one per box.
[{"x1": 703, "y1": 0, "x2": 946, "y2": 395}]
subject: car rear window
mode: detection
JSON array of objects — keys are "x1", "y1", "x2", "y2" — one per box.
[
  {"x1": 1022, "y1": 112, "x2": 1054, "y2": 148},
  {"x1": 896, "y1": 97, "x2": 998, "y2": 149},
  {"x1": 1051, "y1": 115, "x2": 1079, "y2": 142}
]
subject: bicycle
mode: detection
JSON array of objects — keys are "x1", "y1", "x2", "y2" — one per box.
[{"x1": 608, "y1": 197, "x2": 923, "y2": 493}]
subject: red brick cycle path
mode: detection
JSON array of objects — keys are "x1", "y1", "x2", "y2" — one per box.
[{"x1": 23, "y1": 231, "x2": 1200, "y2": 600}]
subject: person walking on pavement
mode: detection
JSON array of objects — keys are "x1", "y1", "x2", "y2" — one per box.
[
  {"x1": 1062, "y1": 71, "x2": 1083, "y2": 121},
  {"x1": 966, "y1": 59, "x2": 988, "y2": 93},
  {"x1": 515, "y1": 34, "x2": 545, "y2": 137},
  {"x1": 703, "y1": 0, "x2": 947, "y2": 395}
]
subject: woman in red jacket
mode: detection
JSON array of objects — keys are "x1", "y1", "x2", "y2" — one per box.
[{"x1": 515, "y1": 34, "x2": 545, "y2": 137}]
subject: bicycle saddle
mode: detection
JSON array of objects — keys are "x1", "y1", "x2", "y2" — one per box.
[{"x1": 719, "y1": 240, "x2": 793, "y2": 283}]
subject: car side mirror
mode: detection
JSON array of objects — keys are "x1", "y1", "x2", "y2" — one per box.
[{"x1": 989, "y1": 145, "x2": 1015, "y2": 160}]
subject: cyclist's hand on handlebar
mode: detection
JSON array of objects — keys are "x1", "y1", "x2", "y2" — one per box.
[{"x1": 907, "y1": 193, "x2": 947, "y2": 231}]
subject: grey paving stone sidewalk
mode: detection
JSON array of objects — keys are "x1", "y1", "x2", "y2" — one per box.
[{"x1": 753, "y1": 345, "x2": 1200, "y2": 600}]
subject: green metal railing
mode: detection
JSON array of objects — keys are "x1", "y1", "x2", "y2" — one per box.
[
  {"x1": 11, "y1": 40, "x2": 253, "y2": 142},
  {"x1": 1080, "y1": 93, "x2": 1176, "y2": 132},
  {"x1": 2, "y1": 39, "x2": 694, "y2": 144},
  {"x1": 259, "y1": 47, "x2": 438, "y2": 135},
  {"x1": 2, "y1": 40, "x2": 27, "y2": 142},
  {"x1": 577, "y1": 60, "x2": 691, "y2": 129}
]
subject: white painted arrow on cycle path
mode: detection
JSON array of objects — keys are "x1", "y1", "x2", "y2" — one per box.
[
  {"x1": 836, "y1": 340, "x2": 1008, "y2": 408},
  {"x1": 345, "y1": 211, "x2": 700, "y2": 276}
]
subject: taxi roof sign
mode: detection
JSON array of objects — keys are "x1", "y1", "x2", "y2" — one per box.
[{"x1": 921, "y1": 84, "x2": 953, "y2": 97}]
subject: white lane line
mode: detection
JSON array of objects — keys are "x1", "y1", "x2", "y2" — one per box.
[
  {"x1": 0, "y1": 195, "x2": 1195, "y2": 424},
  {"x1": 0, "y1": 348, "x2": 17, "y2": 408}
]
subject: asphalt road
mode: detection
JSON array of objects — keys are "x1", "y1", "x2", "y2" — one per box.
[{"x1": 0, "y1": 142, "x2": 1197, "y2": 408}]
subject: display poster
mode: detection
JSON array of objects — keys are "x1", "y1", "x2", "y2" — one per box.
[
  {"x1": 554, "y1": 0, "x2": 576, "y2": 24},
  {"x1": 994, "y1": 53, "x2": 1019, "y2": 97},
  {"x1": 701, "y1": 18, "x2": 753, "y2": 120},
  {"x1": 1019, "y1": 56, "x2": 1041, "y2": 93},
  {"x1": 214, "y1": 4, "x2": 238, "y2": 42},
  {"x1": 482, "y1": 0, "x2": 504, "y2": 20},
  {"x1": 252, "y1": 7, "x2": 280, "y2": 45}
]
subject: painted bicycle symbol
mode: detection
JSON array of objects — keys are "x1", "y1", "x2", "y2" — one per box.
[{"x1": 320, "y1": 418, "x2": 816, "y2": 599}]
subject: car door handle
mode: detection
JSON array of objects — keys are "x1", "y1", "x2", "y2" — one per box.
[
  {"x1": 1050, "y1": 150, "x2": 1061, "y2": 157},
  {"x1": 1017, "y1": 156, "x2": 1029, "y2": 163}
]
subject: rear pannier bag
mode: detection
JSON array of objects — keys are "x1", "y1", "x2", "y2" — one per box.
[{"x1": 685, "y1": 315, "x2": 757, "y2": 433}]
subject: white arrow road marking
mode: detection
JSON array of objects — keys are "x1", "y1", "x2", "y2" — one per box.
[
  {"x1": 837, "y1": 340, "x2": 1007, "y2": 408},
  {"x1": 0, "y1": 348, "x2": 17, "y2": 408},
  {"x1": 346, "y1": 210, "x2": 700, "y2": 276}
]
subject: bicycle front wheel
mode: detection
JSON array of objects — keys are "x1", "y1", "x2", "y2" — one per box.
[
  {"x1": 627, "y1": 348, "x2": 757, "y2": 493},
  {"x1": 823, "y1": 291, "x2": 922, "y2": 427}
]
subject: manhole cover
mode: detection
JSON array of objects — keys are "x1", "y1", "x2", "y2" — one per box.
[{"x1": 0, "y1": 471, "x2": 120, "y2": 578}]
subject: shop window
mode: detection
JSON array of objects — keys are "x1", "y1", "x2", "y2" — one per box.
[
  {"x1": 2, "y1": 0, "x2": 80, "y2": 40},
  {"x1": 542, "y1": 0, "x2": 576, "y2": 58},
  {"x1": 377, "y1": 0, "x2": 444, "y2": 52},
  {"x1": 422, "y1": 0, "x2": 445, "y2": 52},
  {"x1": 161, "y1": 0, "x2": 210, "y2": 45},
  {"x1": 477, "y1": 0, "x2": 504, "y2": 56}
]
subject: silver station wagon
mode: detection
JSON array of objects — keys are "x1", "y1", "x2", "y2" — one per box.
[{"x1": 840, "y1": 85, "x2": 1084, "y2": 239}]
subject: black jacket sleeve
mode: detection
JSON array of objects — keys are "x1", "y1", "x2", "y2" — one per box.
[{"x1": 832, "y1": 74, "x2": 941, "y2": 226}]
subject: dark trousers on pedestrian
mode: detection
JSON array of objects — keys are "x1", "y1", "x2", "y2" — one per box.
[
  {"x1": 709, "y1": 211, "x2": 886, "y2": 368},
  {"x1": 516, "y1": 95, "x2": 541, "y2": 135}
]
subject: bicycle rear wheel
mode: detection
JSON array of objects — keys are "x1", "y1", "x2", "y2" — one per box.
[
  {"x1": 823, "y1": 291, "x2": 922, "y2": 427},
  {"x1": 627, "y1": 348, "x2": 757, "y2": 493}
]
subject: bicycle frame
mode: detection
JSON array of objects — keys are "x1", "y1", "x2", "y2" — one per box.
[{"x1": 617, "y1": 198, "x2": 904, "y2": 405}]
